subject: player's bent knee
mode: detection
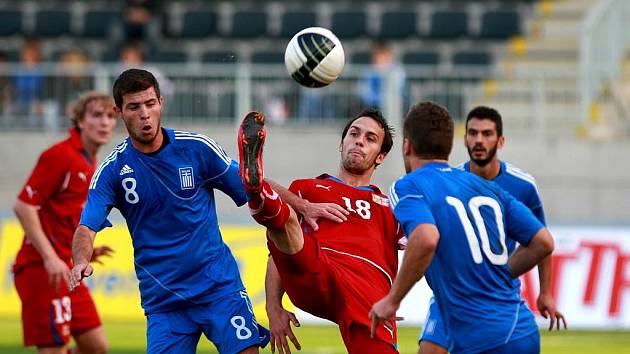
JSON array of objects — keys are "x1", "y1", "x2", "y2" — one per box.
[
  {"x1": 237, "y1": 345, "x2": 259, "y2": 354},
  {"x1": 74, "y1": 327, "x2": 109, "y2": 354}
]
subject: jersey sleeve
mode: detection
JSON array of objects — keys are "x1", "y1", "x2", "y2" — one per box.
[
  {"x1": 525, "y1": 184, "x2": 546, "y2": 226},
  {"x1": 502, "y1": 190, "x2": 544, "y2": 246},
  {"x1": 389, "y1": 177, "x2": 435, "y2": 237},
  {"x1": 79, "y1": 163, "x2": 115, "y2": 232},
  {"x1": 17, "y1": 148, "x2": 68, "y2": 206},
  {"x1": 205, "y1": 137, "x2": 247, "y2": 206}
]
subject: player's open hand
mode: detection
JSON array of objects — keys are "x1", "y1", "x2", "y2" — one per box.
[
  {"x1": 369, "y1": 295, "x2": 400, "y2": 338},
  {"x1": 267, "y1": 304, "x2": 301, "y2": 354},
  {"x1": 91, "y1": 245, "x2": 114, "y2": 265},
  {"x1": 537, "y1": 292, "x2": 567, "y2": 331},
  {"x1": 69, "y1": 262, "x2": 93, "y2": 291},
  {"x1": 301, "y1": 201, "x2": 349, "y2": 231},
  {"x1": 43, "y1": 255, "x2": 71, "y2": 292}
]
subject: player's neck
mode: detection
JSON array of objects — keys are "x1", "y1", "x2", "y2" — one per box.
[
  {"x1": 80, "y1": 135, "x2": 100, "y2": 159},
  {"x1": 132, "y1": 128, "x2": 164, "y2": 154},
  {"x1": 470, "y1": 158, "x2": 501, "y2": 180},
  {"x1": 409, "y1": 157, "x2": 448, "y2": 172},
  {"x1": 336, "y1": 168, "x2": 374, "y2": 187}
]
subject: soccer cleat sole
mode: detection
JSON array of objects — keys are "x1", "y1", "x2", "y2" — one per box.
[{"x1": 238, "y1": 111, "x2": 266, "y2": 191}]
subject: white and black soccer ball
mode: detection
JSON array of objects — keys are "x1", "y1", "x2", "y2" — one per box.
[{"x1": 284, "y1": 27, "x2": 345, "y2": 88}]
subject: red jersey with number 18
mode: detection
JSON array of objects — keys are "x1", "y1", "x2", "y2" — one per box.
[{"x1": 289, "y1": 174, "x2": 401, "y2": 290}]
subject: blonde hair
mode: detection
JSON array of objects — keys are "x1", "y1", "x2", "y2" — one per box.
[{"x1": 70, "y1": 91, "x2": 115, "y2": 129}]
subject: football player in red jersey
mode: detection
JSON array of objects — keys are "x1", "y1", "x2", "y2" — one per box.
[
  {"x1": 238, "y1": 109, "x2": 401, "y2": 354},
  {"x1": 13, "y1": 91, "x2": 117, "y2": 354}
]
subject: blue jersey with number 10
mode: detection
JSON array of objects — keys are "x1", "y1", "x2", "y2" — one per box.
[
  {"x1": 80, "y1": 128, "x2": 248, "y2": 315},
  {"x1": 389, "y1": 162, "x2": 544, "y2": 354}
]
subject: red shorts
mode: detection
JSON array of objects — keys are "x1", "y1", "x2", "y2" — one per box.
[
  {"x1": 14, "y1": 264, "x2": 102, "y2": 347},
  {"x1": 268, "y1": 234, "x2": 397, "y2": 350}
]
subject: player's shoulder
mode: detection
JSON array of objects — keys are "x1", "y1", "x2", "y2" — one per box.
[
  {"x1": 502, "y1": 162, "x2": 539, "y2": 191},
  {"x1": 173, "y1": 129, "x2": 230, "y2": 162},
  {"x1": 39, "y1": 134, "x2": 74, "y2": 159},
  {"x1": 89, "y1": 139, "x2": 130, "y2": 188}
]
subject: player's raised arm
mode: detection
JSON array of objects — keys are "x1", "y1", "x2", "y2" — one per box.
[
  {"x1": 70, "y1": 225, "x2": 97, "y2": 290},
  {"x1": 267, "y1": 179, "x2": 348, "y2": 231},
  {"x1": 265, "y1": 256, "x2": 301, "y2": 354}
]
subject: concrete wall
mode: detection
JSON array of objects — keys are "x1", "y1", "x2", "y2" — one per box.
[{"x1": 1, "y1": 125, "x2": 629, "y2": 224}]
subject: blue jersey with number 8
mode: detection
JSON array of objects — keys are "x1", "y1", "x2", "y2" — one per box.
[
  {"x1": 80, "y1": 128, "x2": 248, "y2": 315},
  {"x1": 389, "y1": 162, "x2": 543, "y2": 354}
]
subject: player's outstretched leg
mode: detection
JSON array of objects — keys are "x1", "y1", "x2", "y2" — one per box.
[{"x1": 238, "y1": 111, "x2": 290, "y2": 230}]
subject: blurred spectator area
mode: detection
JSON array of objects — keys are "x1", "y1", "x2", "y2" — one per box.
[{"x1": 0, "y1": 0, "x2": 536, "y2": 128}]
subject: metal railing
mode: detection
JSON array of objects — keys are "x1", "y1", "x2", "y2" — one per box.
[
  {"x1": 0, "y1": 62, "x2": 578, "y2": 134},
  {"x1": 579, "y1": 0, "x2": 630, "y2": 122}
]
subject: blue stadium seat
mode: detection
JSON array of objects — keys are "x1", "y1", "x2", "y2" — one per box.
[
  {"x1": 251, "y1": 51, "x2": 284, "y2": 64},
  {"x1": 403, "y1": 50, "x2": 440, "y2": 66},
  {"x1": 148, "y1": 49, "x2": 188, "y2": 63},
  {"x1": 429, "y1": 11, "x2": 468, "y2": 39},
  {"x1": 201, "y1": 50, "x2": 238, "y2": 63},
  {"x1": 0, "y1": 10, "x2": 22, "y2": 36},
  {"x1": 230, "y1": 10, "x2": 267, "y2": 38},
  {"x1": 426, "y1": 93, "x2": 464, "y2": 120},
  {"x1": 34, "y1": 10, "x2": 71, "y2": 37},
  {"x1": 379, "y1": 11, "x2": 417, "y2": 39},
  {"x1": 82, "y1": 10, "x2": 120, "y2": 38},
  {"x1": 280, "y1": 11, "x2": 317, "y2": 38},
  {"x1": 180, "y1": 10, "x2": 218, "y2": 38},
  {"x1": 479, "y1": 10, "x2": 521, "y2": 39},
  {"x1": 331, "y1": 11, "x2": 367, "y2": 39},
  {"x1": 452, "y1": 50, "x2": 492, "y2": 67}
]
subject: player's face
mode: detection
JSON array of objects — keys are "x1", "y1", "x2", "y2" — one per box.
[
  {"x1": 78, "y1": 100, "x2": 117, "y2": 146},
  {"x1": 340, "y1": 116, "x2": 386, "y2": 174},
  {"x1": 465, "y1": 118, "x2": 504, "y2": 167},
  {"x1": 116, "y1": 86, "x2": 163, "y2": 146}
]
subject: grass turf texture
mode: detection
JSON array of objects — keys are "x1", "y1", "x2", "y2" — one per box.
[{"x1": 1, "y1": 318, "x2": 629, "y2": 353}]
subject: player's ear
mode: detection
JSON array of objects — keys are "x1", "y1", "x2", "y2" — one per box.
[
  {"x1": 338, "y1": 141, "x2": 343, "y2": 152},
  {"x1": 403, "y1": 138, "x2": 412, "y2": 156},
  {"x1": 498, "y1": 135, "x2": 505, "y2": 149},
  {"x1": 376, "y1": 152, "x2": 387, "y2": 165},
  {"x1": 113, "y1": 105, "x2": 121, "y2": 115}
]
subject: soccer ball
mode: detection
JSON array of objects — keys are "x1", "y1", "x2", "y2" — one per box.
[{"x1": 284, "y1": 27, "x2": 345, "y2": 88}]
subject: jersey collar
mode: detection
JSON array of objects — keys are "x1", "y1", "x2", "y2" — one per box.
[{"x1": 316, "y1": 173, "x2": 380, "y2": 192}]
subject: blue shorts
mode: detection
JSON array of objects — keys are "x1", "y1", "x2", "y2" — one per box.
[
  {"x1": 147, "y1": 290, "x2": 270, "y2": 354},
  {"x1": 419, "y1": 297, "x2": 449, "y2": 349},
  {"x1": 485, "y1": 331, "x2": 540, "y2": 354}
]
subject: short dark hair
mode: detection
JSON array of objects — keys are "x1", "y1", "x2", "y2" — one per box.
[
  {"x1": 341, "y1": 108, "x2": 394, "y2": 155},
  {"x1": 466, "y1": 106, "x2": 503, "y2": 136},
  {"x1": 403, "y1": 102, "x2": 454, "y2": 160},
  {"x1": 113, "y1": 69, "x2": 161, "y2": 108}
]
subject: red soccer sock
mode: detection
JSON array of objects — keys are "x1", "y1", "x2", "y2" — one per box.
[{"x1": 248, "y1": 181, "x2": 290, "y2": 230}]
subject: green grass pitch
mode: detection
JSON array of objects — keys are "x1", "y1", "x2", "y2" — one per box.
[{"x1": 1, "y1": 318, "x2": 629, "y2": 353}]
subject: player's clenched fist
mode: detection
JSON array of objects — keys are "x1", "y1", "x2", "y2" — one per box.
[{"x1": 70, "y1": 262, "x2": 93, "y2": 291}]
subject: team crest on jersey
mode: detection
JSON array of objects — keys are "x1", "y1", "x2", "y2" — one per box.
[
  {"x1": 372, "y1": 194, "x2": 389, "y2": 207},
  {"x1": 179, "y1": 167, "x2": 194, "y2": 190}
]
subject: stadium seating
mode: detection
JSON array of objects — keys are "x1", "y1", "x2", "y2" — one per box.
[
  {"x1": 479, "y1": 10, "x2": 521, "y2": 39},
  {"x1": 179, "y1": 10, "x2": 219, "y2": 38},
  {"x1": 0, "y1": 10, "x2": 22, "y2": 36},
  {"x1": 34, "y1": 10, "x2": 72, "y2": 37},
  {"x1": 429, "y1": 11, "x2": 468, "y2": 39},
  {"x1": 331, "y1": 11, "x2": 367, "y2": 39},
  {"x1": 251, "y1": 50, "x2": 285, "y2": 64},
  {"x1": 230, "y1": 10, "x2": 267, "y2": 38},
  {"x1": 279, "y1": 11, "x2": 317, "y2": 38},
  {"x1": 403, "y1": 50, "x2": 441, "y2": 66},
  {"x1": 201, "y1": 50, "x2": 239, "y2": 64},
  {"x1": 82, "y1": 10, "x2": 121, "y2": 38},
  {"x1": 379, "y1": 11, "x2": 417, "y2": 39}
]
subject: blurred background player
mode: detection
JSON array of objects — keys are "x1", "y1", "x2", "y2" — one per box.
[
  {"x1": 418, "y1": 106, "x2": 567, "y2": 354},
  {"x1": 70, "y1": 69, "x2": 269, "y2": 354},
  {"x1": 370, "y1": 102, "x2": 555, "y2": 354},
  {"x1": 238, "y1": 109, "x2": 402, "y2": 354},
  {"x1": 359, "y1": 42, "x2": 408, "y2": 111},
  {"x1": 13, "y1": 91, "x2": 117, "y2": 354}
]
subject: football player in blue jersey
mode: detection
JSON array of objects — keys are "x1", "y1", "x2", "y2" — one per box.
[
  {"x1": 69, "y1": 69, "x2": 269, "y2": 354},
  {"x1": 418, "y1": 106, "x2": 566, "y2": 354},
  {"x1": 370, "y1": 102, "x2": 555, "y2": 354}
]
